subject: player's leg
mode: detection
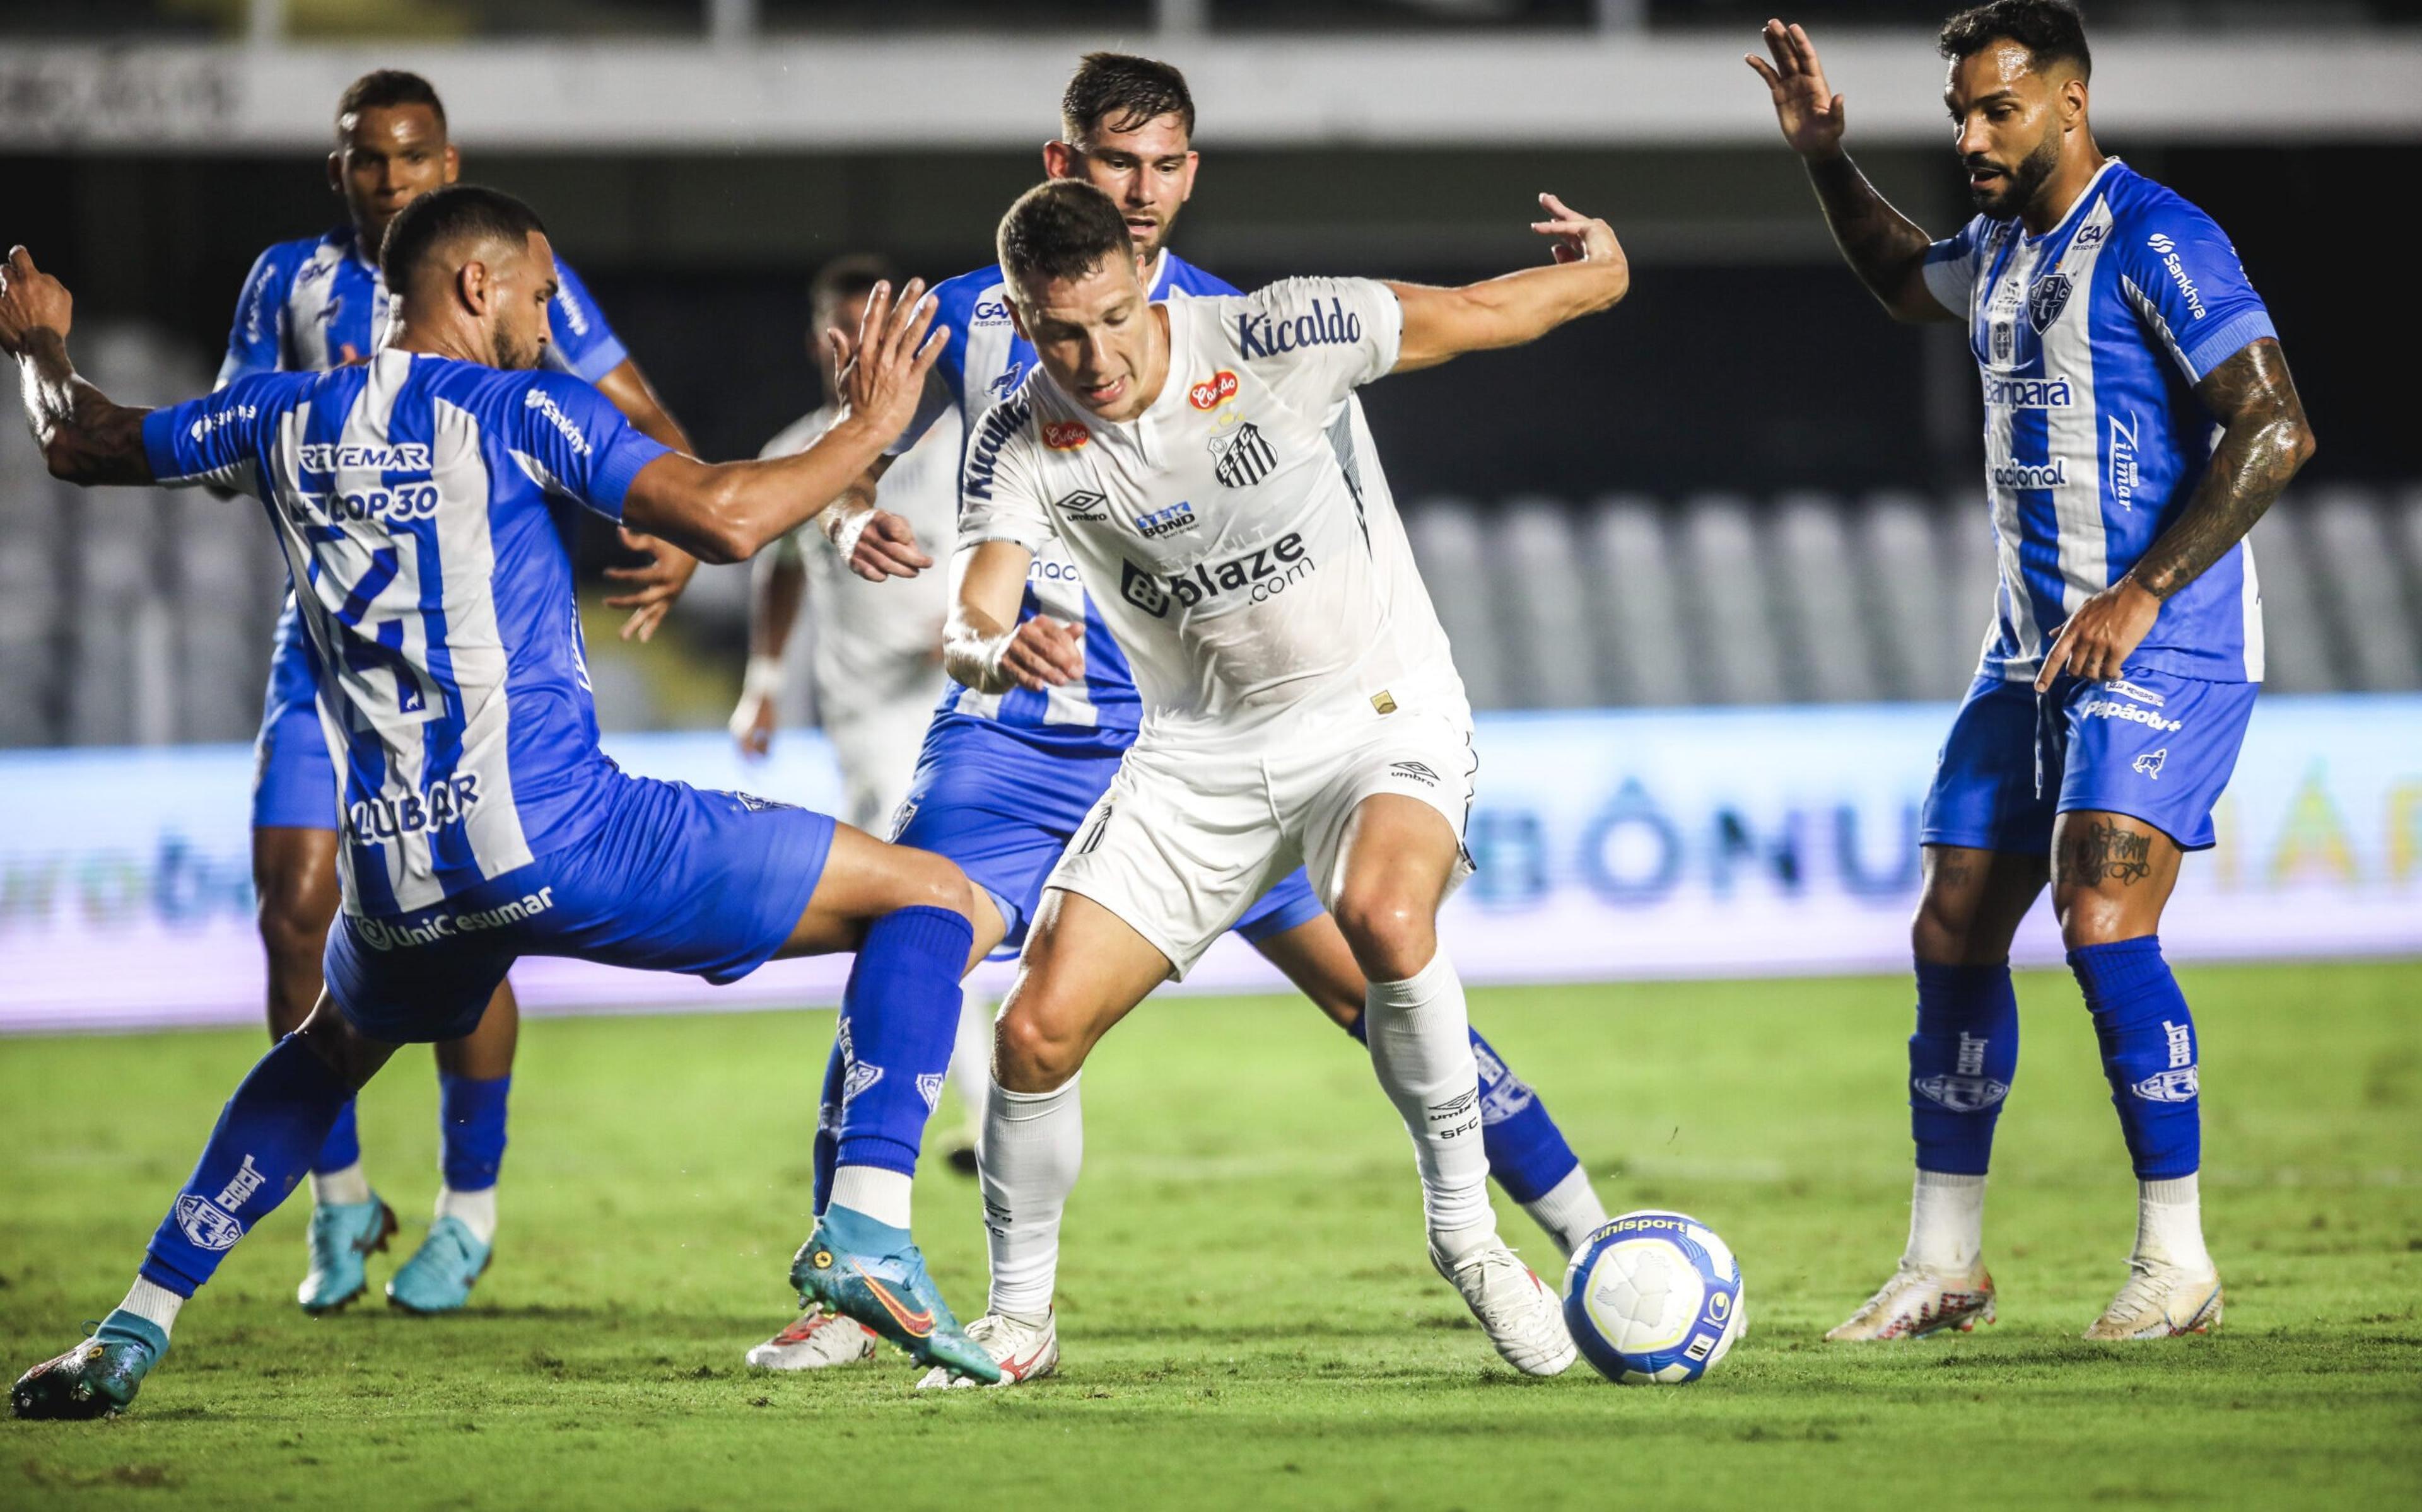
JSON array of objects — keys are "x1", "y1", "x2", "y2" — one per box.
[
  {"x1": 12, "y1": 991, "x2": 408, "y2": 1419},
  {"x1": 387, "y1": 982, "x2": 519, "y2": 1314},
  {"x1": 914, "y1": 887, "x2": 1173, "y2": 1389},
  {"x1": 1318, "y1": 789, "x2": 1572, "y2": 1376},
  {"x1": 771, "y1": 823, "x2": 1006, "y2": 1381},
  {"x1": 2051, "y1": 670, "x2": 2252, "y2": 1339},
  {"x1": 1832, "y1": 675, "x2": 2050, "y2": 1340},
  {"x1": 253, "y1": 702, "x2": 398, "y2": 1313},
  {"x1": 1245, "y1": 893, "x2": 1608, "y2": 1257}
]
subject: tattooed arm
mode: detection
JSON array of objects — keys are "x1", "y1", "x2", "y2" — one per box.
[
  {"x1": 1745, "y1": 20, "x2": 1952, "y2": 324},
  {"x1": 2033, "y1": 338, "x2": 2317, "y2": 689},
  {"x1": 0, "y1": 248, "x2": 152, "y2": 486}
]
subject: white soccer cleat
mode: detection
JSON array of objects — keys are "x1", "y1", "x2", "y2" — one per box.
[
  {"x1": 1826, "y1": 1260, "x2": 1998, "y2": 1341},
  {"x1": 742, "y1": 1308, "x2": 879, "y2": 1371},
  {"x1": 913, "y1": 1310, "x2": 1058, "y2": 1390},
  {"x1": 2084, "y1": 1260, "x2": 2222, "y2": 1340},
  {"x1": 1429, "y1": 1235, "x2": 1577, "y2": 1376}
]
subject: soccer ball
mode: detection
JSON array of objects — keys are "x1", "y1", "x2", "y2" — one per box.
[{"x1": 1562, "y1": 1209, "x2": 1746, "y2": 1385}]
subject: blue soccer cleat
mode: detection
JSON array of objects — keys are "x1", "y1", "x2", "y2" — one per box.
[
  {"x1": 298, "y1": 1195, "x2": 398, "y2": 1313},
  {"x1": 385, "y1": 1216, "x2": 491, "y2": 1315},
  {"x1": 789, "y1": 1210, "x2": 1000, "y2": 1385},
  {"x1": 11, "y1": 1313, "x2": 169, "y2": 1421}
]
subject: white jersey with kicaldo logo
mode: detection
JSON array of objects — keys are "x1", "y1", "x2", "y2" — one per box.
[
  {"x1": 959, "y1": 276, "x2": 1466, "y2": 743},
  {"x1": 957, "y1": 276, "x2": 1473, "y2": 974}
]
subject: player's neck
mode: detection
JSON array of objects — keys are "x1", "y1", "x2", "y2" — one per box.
[
  {"x1": 2021, "y1": 139, "x2": 2110, "y2": 237},
  {"x1": 389, "y1": 320, "x2": 492, "y2": 366}
]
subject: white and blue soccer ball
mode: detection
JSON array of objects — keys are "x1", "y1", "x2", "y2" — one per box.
[{"x1": 1562, "y1": 1209, "x2": 1746, "y2": 1385}]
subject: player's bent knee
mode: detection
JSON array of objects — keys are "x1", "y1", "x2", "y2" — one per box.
[
  {"x1": 2053, "y1": 888, "x2": 2139, "y2": 950},
  {"x1": 1330, "y1": 892, "x2": 1436, "y2": 985},
  {"x1": 992, "y1": 1006, "x2": 1083, "y2": 1094}
]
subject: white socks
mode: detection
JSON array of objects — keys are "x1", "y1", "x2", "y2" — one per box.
[
  {"x1": 1362, "y1": 953, "x2": 1494, "y2": 1239},
  {"x1": 2136, "y1": 1173, "x2": 2213, "y2": 1274},
  {"x1": 117, "y1": 1278, "x2": 184, "y2": 1337},
  {"x1": 981, "y1": 1073, "x2": 1082, "y2": 1322},
  {"x1": 828, "y1": 1165, "x2": 914, "y2": 1231},
  {"x1": 436, "y1": 1185, "x2": 500, "y2": 1247},
  {"x1": 947, "y1": 997, "x2": 996, "y2": 1147},
  {"x1": 310, "y1": 1162, "x2": 371, "y2": 1208},
  {"x1": 1903, "y1": 1170, "x2": 1987, "y2": 1272},
  {"x1": 1522, "y1": 1166, "x2": 1611, "y2": 1259}
]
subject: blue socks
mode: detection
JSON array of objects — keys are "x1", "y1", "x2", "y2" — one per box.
[
  {"x1": 313, "y1": 1100, "x2": 361, "y2": 1175},
  {"x1": 2069, "y1": 936, "x2": 2201, "y2": 1180},
  {"x1": 1346, "y1": 1016, "x2": 1582, "y2": 1205},
  {"x1": 438, "y1": 1073, "x2": 511, "y2": 1192},
  {"x1": 1908, "y1": 960, "x2": 2020, "y2": 1176},
  {"x1": 141, "y1": 1034, "x2": 353, "y2": 1297},
  {"x1": 830, "y1": 905, "x2": 976, "y2": 1181},
  {"x1": 812, "y1": 1035, "x2": 846, "y2": 1218}
]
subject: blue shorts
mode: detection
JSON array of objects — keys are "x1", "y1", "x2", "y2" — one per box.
[
  {"x1": 894, "y1": 718, "x2": 1327, "y2": 954},
  {"x1": 1920, "y1": 670, "x2": 2257, "y2": 855},
  {"x1": 252, "y1": 608, "x2": 339, "y2": 832},
  {"x1": 324, "y1": 773, "x2": 835, "y2": 1042}
]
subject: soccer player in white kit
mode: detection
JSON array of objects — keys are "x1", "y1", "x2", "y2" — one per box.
[
  {"x1": 732, "y1": 255, "x2": 959, "y2": 834},
  {"x1": 925, "y1": 180, "x2": 1632, "y2": 1385}
]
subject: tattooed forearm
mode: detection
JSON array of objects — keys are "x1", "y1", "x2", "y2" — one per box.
[
  {"x1": 18, "y1": 329, "x2": 150, "y2": 486},
  {"x1": 1805, "y1": 156, "x2": 1943, "y2": 323},
  {"x1": 2062, "y1": 820, "x2": 2153, "y2": 888},
  {"x1": 2124, "y1": 339, "x2": 2315, "y2": 602}
]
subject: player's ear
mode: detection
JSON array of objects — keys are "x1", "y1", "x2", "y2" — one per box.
[
  {"x1": 1041, "y1": 139, "x2": 1075, "y2": 180},
  {"x1": 456, "y1": 257, "x2": 489, "y2": 317},
  {"x1": 442, "y1": 143, "x2": 461, "y2": 185},
  {"x1": 325, "y1": 150, "x2": 344, "y2": 196}
]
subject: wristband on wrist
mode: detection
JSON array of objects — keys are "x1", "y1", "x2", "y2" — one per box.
[{"x1": 740, "y1": 654, "x2": 786, "y2": 704}]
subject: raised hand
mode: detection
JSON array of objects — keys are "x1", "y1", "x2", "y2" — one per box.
[
  {"x1": 0, "y1": 246, "x2": 73, "y2": 356},
  {"x1": 1529, "y1": 193, "x2": 1623, "y2": 268},
  {"x1": 602, "y1": 526, "x2": 701, "y2": 641},
  {"x1": 1745, "y1": 20, "x2": 1847, "y2": 160},
  {"x1": 831, "y1": 279, "x2": 944, "y2": 446}
]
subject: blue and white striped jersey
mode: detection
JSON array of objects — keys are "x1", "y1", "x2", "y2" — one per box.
[
  {"x1": 892, "y1": 251, "x2": 1242, "y2": 757},
  {"x1": 1923, "y1": 160, "x2": 2277, "y2": 683},
  {"x1": 223, "y1": 223, "x2": 636, "y2": 715},
  {"x1": 144, "y1": 352, "x2": 671, "y2": 914}
]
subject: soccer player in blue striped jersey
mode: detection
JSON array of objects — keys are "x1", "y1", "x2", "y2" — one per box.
[
  {"x1": 1749, "y1": 3, "x2": 2315, "y2": 1342},
  {"x1": 744, "y1": 52, "x2": 1607, "y2": 1379},
  {"x1": 221, "y1": 71, "x2": 702, "y2": 1318},
  {"x1": 4, "y1": 188, "x2": 1002, "y2": 1418}
]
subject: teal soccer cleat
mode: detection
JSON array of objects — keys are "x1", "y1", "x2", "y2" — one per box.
[
  {"x1": 789, "y1": 1210, "x2": 1000, "y2": 1385},
  {"x1": 298, "y1": 1195, "x2": 398, "y2": 1313},
  {"x1": 11, "y1": 1313, "x2": 168, "y2": 1421},
  {"x1": 385, "y1": 1216, "x2": 491, "y2": 1315}
]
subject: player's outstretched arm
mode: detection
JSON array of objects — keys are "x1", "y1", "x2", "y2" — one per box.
[
  {"x1": 944, "y1": 540, "x2": 1084, "y2": 695},
  {"x1": 1386, "y1": 195, "x2": 1629, "y2": 373},
  {"x1": 0, "y1": 248, "x2": 153, "y2": 486},
  {"x1": 2035, "y1": 339, "x2": 2315, "y2": 689},
  {"x1": 618, "y1": 280, "x2": 942, "y2": 565},
  {"x1": 595, "y1": 359, "x2": 704, "y2": 643},
  {"x1": 1745, "y1": 20, "x2": 1949, "y2": 324}
]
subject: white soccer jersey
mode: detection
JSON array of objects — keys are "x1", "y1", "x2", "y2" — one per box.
[
  {"x1": 959, "y1": 277, "x2": 1465, "y2": 741},
  {"x1": 761, "y1": 402, "x2": 960, "y2": 723}
]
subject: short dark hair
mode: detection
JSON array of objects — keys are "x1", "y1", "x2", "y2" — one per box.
[
  {"x1": 809, "y1": 253, "x2": 899, "y2": 321},
  {"x1": 1939, "y1": 1, "x2": 2091, "y2": 80},
  {"x1": 337, "y1": 69, "x2": 448, "y2": 132},
  {"x1": 1060, "y1": 52, "x2": 1195, "y2": 142},
  {"x1": 381, "y1": 184, "x2": 547, "y2": 291},
  {"x1": 997, "y1": 180, "x2": 1134, "y2": 291}
]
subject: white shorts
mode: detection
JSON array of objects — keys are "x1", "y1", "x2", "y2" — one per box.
[
  {"x1": 825, "y1": 693, "x2": 940, "y2": 836},
  {"x1": 1044, "y1": 697, "x2": 1477, "y2": 978}
]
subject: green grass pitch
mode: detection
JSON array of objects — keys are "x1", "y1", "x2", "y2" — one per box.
[{"x1": 5, "y1": 961, "x2": 2419, "y2": 1510}]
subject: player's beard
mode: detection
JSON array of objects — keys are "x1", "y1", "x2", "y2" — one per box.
[
  {"x1": 1969, "y1": 127, "x2": 2061, "y2": 219},
  {"x1": 491, "y1": 325, "x2": 543, "y2": 371}
]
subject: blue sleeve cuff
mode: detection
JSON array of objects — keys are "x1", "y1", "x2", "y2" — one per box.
[
  {"x1": 566, "y1": 335, "x2": 631, "y2": 386},
  {"x1": 590, "y1": 433, "x2": 672, "y2": 518},
  {"x1": 2180, "y1": 308, "x2": 2275, "y2": 382},
  {"x1": 140, "y1": 407, "x2": 185, "y2": 483}
]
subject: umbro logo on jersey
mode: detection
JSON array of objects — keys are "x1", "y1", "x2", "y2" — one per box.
[
  {"x1": 1189, "y1": 369, "x2": 1239, "y2": 410},
  {"x1": 1212, "y1": 422, "x2": 1277, "y2": 489},
  {"x1": 1053, "y1": 489, "x2": 1109, "y2": 521},
  {"x1": 1043, "y1": 421, "x2": 1090, "y2": 450},
  {"x1": 1388, "y1": 760, "x2": 1441, "y2": 788},
  {"x1": 1134, "y1": 501, "x2": 1200, "y2": 538},
  {"x1": 1118, "y1": 532, "x2": 1311, "y2": 619}
]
